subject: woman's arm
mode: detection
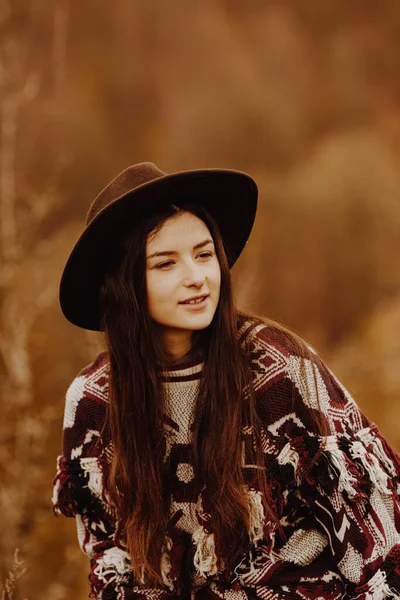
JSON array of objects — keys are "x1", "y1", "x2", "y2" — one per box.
[
  {"x1": 286, "y1": 352, "x2": 400, "y2": 598},
  {"x1": 53, "y1": 455, "x2": 141, "y2": 599},
  {"x1": 52, "y1": 357, "x2": 178, "y2": 600},
  {"x1": 243, "y1": 323, "x2": 400, "y2": 599}
]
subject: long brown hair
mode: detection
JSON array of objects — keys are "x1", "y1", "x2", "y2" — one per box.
[{"x1": 99, "y1": 203, "x2": 327, "y2": 586}]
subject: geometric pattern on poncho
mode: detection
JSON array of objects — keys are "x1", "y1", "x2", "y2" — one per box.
[{"x1": 53, "y1": 317, "x2": 400, "y2": 600}]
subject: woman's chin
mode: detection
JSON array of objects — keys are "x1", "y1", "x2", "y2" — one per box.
[{"x1": 174, "y1": 310, "x2": 216, "y2": 331}]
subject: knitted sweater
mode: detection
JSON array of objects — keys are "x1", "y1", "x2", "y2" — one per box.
[{"x1": 52, "y1": 318, "x2": 400, "y2": 600}]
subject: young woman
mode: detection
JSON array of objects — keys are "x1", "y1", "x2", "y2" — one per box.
[{"x1": 53, "y1": 162, "x2": 400, "y2": 600}]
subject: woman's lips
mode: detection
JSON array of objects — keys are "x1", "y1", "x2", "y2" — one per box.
[{"x1": 179, "y1": 295, "x2": 209, "y2": 310}]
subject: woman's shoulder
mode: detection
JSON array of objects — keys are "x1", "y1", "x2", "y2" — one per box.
[
  {"x1": 237, "y1": 313, "x2": 346, "y2": 433},
  {"x1": 76, "y1": 350, "x2": 110, "y2": 378},
  {"x1": 237, "y1": 313, "x2": 312, "y2": 361},
  {"x1": 67, "y1": 350, "x2": 110, "y2": 404},
  {"x1": 62, "y1": 351, "x2": 110, "y2": 441},
  {"x1": 237, "y1": 313, "x2": 372, "y2": 437}
]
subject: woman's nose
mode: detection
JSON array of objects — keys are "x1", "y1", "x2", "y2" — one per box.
[{"x1": 183, "y1": 261, "x2": 206, "y2": 287}]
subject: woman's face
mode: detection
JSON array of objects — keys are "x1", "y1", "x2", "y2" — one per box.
[{"x1": 146, "y1": 211, "x2": 221, "y2": 355}]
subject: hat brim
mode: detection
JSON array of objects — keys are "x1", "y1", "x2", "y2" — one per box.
[{"x1": 60, "y1": 168, "x2": 258, "y2": 331}]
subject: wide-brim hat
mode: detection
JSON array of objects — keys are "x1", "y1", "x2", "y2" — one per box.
[{"x1": 60, "y1": 162, "x2": 258, "y2": 331}]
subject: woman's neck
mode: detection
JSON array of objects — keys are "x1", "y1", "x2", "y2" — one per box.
[
  {"x1": 161, "y1": 330, "x2": 193, "y2": 362},
  {"x1": 160, "y1": 329, "x2": 206, "y2": 365}
]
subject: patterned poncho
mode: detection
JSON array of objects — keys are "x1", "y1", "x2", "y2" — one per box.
[{"x1": 52, "y1": 318, "x2": 400, "y2": 599}]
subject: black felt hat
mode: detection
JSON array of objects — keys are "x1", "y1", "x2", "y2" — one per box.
[{"x1": 59, "y1": 162, "x2": 258, "y2": 331}]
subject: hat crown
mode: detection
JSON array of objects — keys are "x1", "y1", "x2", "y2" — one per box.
[{"x1": 86, "y1": 162, "x2": 166, "y2": 225}]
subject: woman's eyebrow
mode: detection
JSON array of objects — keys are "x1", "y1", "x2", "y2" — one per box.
[
  {"x1": 193, "y1": 238, "x2": 214, "y2": 250},
  {"x1": 146, "y1": 239, "x2": 214, "y2": 260}
]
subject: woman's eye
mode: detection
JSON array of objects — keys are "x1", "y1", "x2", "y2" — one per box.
[
  {"x1": 155, "y1": 261, "x2": 174, "y2": 269},
  {"x1": 198, "y1": 251, "x2": 213, "y2": 260}
]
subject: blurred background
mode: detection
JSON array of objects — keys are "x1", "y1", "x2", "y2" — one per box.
[{"x1": 1, "y1": 0, "x2": 400, "y2": 597}]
